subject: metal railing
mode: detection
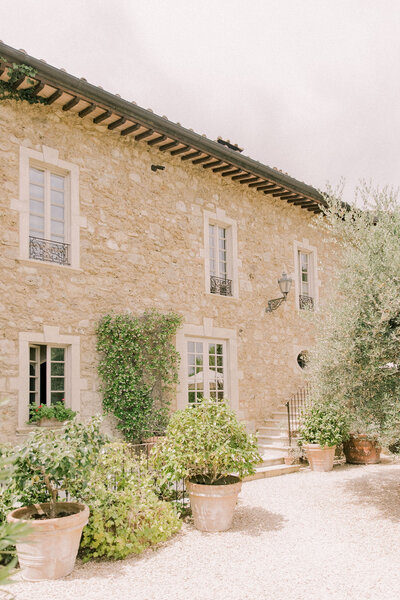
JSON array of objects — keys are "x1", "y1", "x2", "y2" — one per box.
[
  {"x1": 286, "y1": 383, "x2": 311, "y2": 445},
  {"x1": 210, "y1": 275, "x2": 232, "y2": 296},
  {"x1": 29, "y1": 236, "x2": 70, "y2": 265},
  {"x1": 299, "y1": 294, "x2": 314, "y2": 311}
]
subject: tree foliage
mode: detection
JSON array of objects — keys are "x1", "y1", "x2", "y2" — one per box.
[
  {"x1": 97, "y1": 311, "x2": 182, "y2": 442},
  {"x1": 310, "y1": 183, "x2": 400, "y2": 444}
]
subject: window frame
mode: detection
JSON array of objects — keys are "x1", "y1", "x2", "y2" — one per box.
[
  {"x1": 203, "y1": 209, "x2": 239, "y2": 298},
  {"x1": 29, "y1": 344, "x2": 68, "y2": 407},
  {"x1": 293, "y1": 240, "x2": 319, "y2": 311},
  {"x1": 186, "y1": 338, "x2": 227, "y2": 405},
  {"x1": 15, "y1": 145, "x2": 84, "y2": 270}
]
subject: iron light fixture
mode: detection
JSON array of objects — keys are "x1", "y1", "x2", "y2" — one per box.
[
  {"x1": 266, "y1": 272, "x2": 293, "y2": 313},
  {"x1": 151, "y1": 164, "x2": 165, "y2": 172}
]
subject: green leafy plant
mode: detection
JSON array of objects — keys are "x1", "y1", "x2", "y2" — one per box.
[
  {"x1": 28, "y1": 401, "x2": 76, "y2": 423},
  {"x1": 309, "y1": 183, "x2": 400, "y2": 445},
  {"x1": 299, "y1": 402, "x2": 349, "y2": 447},
  {"x1": 0, "y1": 59, "x2": 46, "y2": 105},
  {"x1": 79, "y1": 443, "x2": 181, "y2": 561},
  {"x1": 10, "y1": 418, "x2": 106, "y2": 518},
  {"x1": 151, "y1": 398, "x2": 261, "y2": 485},
  {"x1": 97, "y1": 311, "x2": 182, "y2": 442}
]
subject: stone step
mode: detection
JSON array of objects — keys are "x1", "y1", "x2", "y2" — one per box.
[
  {"x1": 264, "y1": 419, "x2": 282, "y2": 428},
  {"x1": 258, "y1": 426, "x2": 286, "y2": 436},
  {"x1": 259, "y1": 434, "x2": 290, "y2": 445},
  {"x1": 244, "y1": 464, "x2": 301, "y2": 482},
  {"x1": 259, "y1": 443, "x2": 290, "y2": 453},
  {"x1": 258, "y1": 456, "x2": 284, "y2": 467}
]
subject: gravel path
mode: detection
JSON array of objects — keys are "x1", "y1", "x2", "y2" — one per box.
[{"x1": 5, "y1": 461, "x2": 400, "y2": 600}]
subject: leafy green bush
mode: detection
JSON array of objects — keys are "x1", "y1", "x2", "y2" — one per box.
[
  {"x1": 28, "y1": 401, "x2": 76, "y2": 423},
  {"x1": 9, "y1": 417, "x2": 106, "y2": 517},
  {"x1": 79, "y1": 443, "x2": 181, "y2": 561},
  {"x1": 151, "y1": 398, "x2": 261, "y2": 484},
  {"x1": 299, "y1": 403, "x2": 349, "y2": 447},
  {"x1": 97, "y1": 311, "x2": 182, "y2": 442}
]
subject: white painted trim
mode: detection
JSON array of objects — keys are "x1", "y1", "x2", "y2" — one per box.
[
  {"x1": 18, "y1": 327, "x2": 81, "y2": 427},
  {"x1": 293, "y1": 239, "x2": 319, "y2": 310},
  {"x1": 176, "y1": 318, "x2": 238, "y2": 413},
  {"x1": 17, "y1": 145, "x2": 82, "y2": 269},
  {"x1": 203, "y1": 209, "x2": 239, "y2": 298}
]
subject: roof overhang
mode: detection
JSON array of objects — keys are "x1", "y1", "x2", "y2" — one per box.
[{"x1": 0, "y1": 42, "x2": 326, "y2": 214}]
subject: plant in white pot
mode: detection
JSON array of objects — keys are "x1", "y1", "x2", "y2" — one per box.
[
  {"x1": 6, "y1": 418, "x2": 105, "y2": 581},
  {"x1": 299, "y1": 403, "x2": 349, "y2": 472},
  {"x1": 151, "y1": 398, "x2": 261, "y2": 532}
]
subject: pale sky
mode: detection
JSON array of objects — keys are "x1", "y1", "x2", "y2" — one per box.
[{"x1": 2, "y1": 0, "x2": 399, "y2": 203}]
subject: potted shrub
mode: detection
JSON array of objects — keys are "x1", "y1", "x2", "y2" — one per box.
[
  {"x1": 28, "y1": 400, "x2": 76, "y2": 427},
  {"x1": 299, "y1": 403, "x2": 349, "y2": 472},
  {"x1": 152, "y1": 398, "x2": 261, "y2": 532},
  {"x1": 342, "y1": 415, "x2": 381, "y2": 464},
  {"x1": 6, "y1": 418, "x2": 104, "y2": 581}
]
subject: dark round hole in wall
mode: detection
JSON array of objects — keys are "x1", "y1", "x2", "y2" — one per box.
[{"x1": 297, "y1": 351, "x2": 310, "y2": 370}]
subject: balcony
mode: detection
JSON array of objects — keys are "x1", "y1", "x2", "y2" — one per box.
[
  {"x1": 210, "y1": 276, "x2": 232, "y2": 297},
  {"x1": 299, "y1": 294, "x2": 314, "y2": 311},
  {"x1": 29, "y1": 236, "x2": 70, "y2": 265}
]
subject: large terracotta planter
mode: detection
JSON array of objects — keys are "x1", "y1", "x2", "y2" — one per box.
[
  {"x1": 186, "y1": 476, "x2": 242, "y2": 532},
  {"x1": 7, "y1": 502, "x2": 89, "y2": 581},
  {"x1": 303, "y1": 443, "x2": 336, "y2": 472},
  {"x1": 343, "y1": 434, "x2": 381, "y2": 464}
]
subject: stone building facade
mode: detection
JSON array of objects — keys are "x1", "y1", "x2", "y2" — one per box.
[{"x1": 0, "y1": 44, "x2": 337, "y2": 443}]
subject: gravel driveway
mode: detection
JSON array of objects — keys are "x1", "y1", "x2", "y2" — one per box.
[{"x1": 5, "y1": 460, "x2": 400, "y2": 600}]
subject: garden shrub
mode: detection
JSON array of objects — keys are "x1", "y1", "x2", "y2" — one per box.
[
  {"x1": 299, "y1": 402, "x2": 349, "y2": 447},
  {"x1": 79, "y1": 443, "x2": 181, "y2": 561},
  {"x1": 97, "y1": 311, "x2": 182, "y2": 442}
]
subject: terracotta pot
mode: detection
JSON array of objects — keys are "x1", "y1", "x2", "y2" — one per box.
[
  {"x1": 343, "y1": 434, "x2": 381, "y2": 464},
  {"x1": 303, "y1": 444, "x2": 336, "y2": 472},
  {"x1": 7, "y1": 502, "x2": 89, "y2": 581},
  {"x1": 186, "y1": 476, "x2": 242, "y2": 532}
]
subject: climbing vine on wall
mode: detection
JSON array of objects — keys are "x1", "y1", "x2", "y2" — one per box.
[
  {"x1": 0, "y1": 60, "x2": 46, "y2": 104},
  {"x1": 97, "y1": 311, "x2": 182, "y2": 442}
]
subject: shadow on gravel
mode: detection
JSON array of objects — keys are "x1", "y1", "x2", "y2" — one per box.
[
  {"x1": 340, "y1": 467, "x2": 400, "y2": 522},
  {"x1": 228, "y1": 505, "x2": 286, "y2": 536}
]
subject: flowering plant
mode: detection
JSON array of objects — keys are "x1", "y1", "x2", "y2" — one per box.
[{"x1": 28, "y1": 401, "x2": 76, "y2": 424}]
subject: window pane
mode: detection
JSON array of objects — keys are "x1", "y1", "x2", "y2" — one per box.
[
  {"x1": 30, "y1": 392, "x2": 37, "y2": 405},
  {"x1": 187, "y1": 342, "x2": 195, "y2": 353},
  {"x1": 51, "y1": 205, "x2": 64, "y2": 220},
  {"x1": 51, "y1": 220, "x2": 64, "y2": 236},
  {"x1": 196, "y1": 342, "x2": 203, "y2": 353},
  {"x1": 30, "y1": 214, "x2": 44, "y2": 233},
  {"x1": 51, "y1": 174, "x2": 65, "y2": 190},
  {"x1": 30, "y1": 363, "x2": 36, "y2": 376},
  {"x1": 51, "y1": 377, "x2": 64, "y2": 391},
  {"x1": 51, "y1": 189, "x2": 64, "y2": 206},
  {"x1": 29, "y1": 183, "x2": 44, "y2": 200},
  {"x1": 188, "y1": 391, "x2": 196, "y2": 404},
  {"x1": 51, "y1": 392, "x2": 64, "y2": 404},
  {"x1": 30, "y1": 168, "x2": 44, "y2": 185},
  {"x1": 216, "y1": 344, "x2": 223, "y2": 355},
  {"x1": 51, "y1": 347, "x2": 65, "y2": 361},
  {"x1": 30, "y1": 199, "x2": 44, "y2": 214},
  {"x1": 30, "y1": 347, "x2": 36, "y2": 360},
  {"x1": 29, "y1": 378, "x2": 36, "y2": 391},
  {"x1": 51, "y1": 362, "x2": 64, "y2": 376}
]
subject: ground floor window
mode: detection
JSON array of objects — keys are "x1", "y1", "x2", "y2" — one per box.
[
  {"x1": 29, "y1": 344, "x2": 66, "y2": 406},
  {"x1": 187, "y1": 339, "x2": 226, "y2": 405}
]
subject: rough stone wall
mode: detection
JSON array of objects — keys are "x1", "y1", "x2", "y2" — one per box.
[{"x1": 0, "y1": 99, "x2": 338, "y2": 442}]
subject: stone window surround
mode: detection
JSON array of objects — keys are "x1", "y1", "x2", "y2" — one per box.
[
  {"x1": 201, "y1": 208, "x2": 240, "y2": 298},
  {"x1": 293, "y1": 239, "x2": 320, "y2": 310},
  {"x1": 13, "y1": 145, "x2": 86, "y2": 270},
  {"x1": 176, "y1": 318, "x2": 239, "y2": 413},
  {"x1": 18, "y1": 326, "x2": 81, "y2": 428}
]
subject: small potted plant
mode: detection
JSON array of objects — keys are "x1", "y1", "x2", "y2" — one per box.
[
  {"x1": 28, "y1": 400, "x2": 76, "y2": 427},
  {"x1": 6, "y1": 418, "x2": 104, "y2": 581},
  {"x1": 151, "y1": 398, "x2": 261, "y2": 532},
  {"x1": 284, "y1": 446, "x2": 302, "y2": 465},
  {"x1": 299, "y1": 403, "x2": 349, "y2": 472}
]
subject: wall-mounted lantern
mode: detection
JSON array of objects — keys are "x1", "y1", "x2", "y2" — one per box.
[{"x1": 265, "y1": 272, "x2": 293, "y2": 313}]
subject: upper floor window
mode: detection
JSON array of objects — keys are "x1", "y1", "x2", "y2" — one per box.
[
  {"x1": 29, "y1": 167, "x2": 70, "y2": 265},
  {"x1": 16, "y1": 145, "x2": 83, "y2": 270},
  {"x1": 209, "y1": 224, "x2": 232, "y2": 296},
  {"x1": 297, "y1": 250, "x2": 315, "y2": 310},
  {"x1": 204, "y1": 209, "x2": 239, "y2": 298}
]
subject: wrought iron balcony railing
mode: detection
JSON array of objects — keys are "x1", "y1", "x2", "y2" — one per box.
[
  {"x1": 299, "y1": 294, "x2": 314, "y2": 311},
  {"x1": 29, "y1": 236, "x2": 70, "y2": 265},
  {"x1": 210, "y1": 275, "x2": 232, "y2": 296}
]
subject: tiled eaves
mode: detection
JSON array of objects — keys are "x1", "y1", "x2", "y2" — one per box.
[{"x1": 0, "y1": 42, "x2": 325, "y2": 214}]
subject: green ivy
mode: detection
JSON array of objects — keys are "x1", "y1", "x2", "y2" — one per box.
[
  {"x1": 97, "y1": 311, "x2": 182, "y2": 442},
  {"x1": 0, "y1": 60, "x2": 46, "y2": 105}
]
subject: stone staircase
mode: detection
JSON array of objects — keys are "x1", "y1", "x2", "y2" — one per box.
[{"x1": 244, "y1": 406, "x2": 301, "y2": 482}]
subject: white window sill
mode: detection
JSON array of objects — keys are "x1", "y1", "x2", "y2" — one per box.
[{"x1": 16, "y1": 258, "x2": 83, "y2": 273}]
